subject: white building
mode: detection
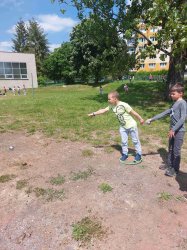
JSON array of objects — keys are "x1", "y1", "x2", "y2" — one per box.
[{"x1": 0, "y1": 51, "x2": 38, "y2": 89}]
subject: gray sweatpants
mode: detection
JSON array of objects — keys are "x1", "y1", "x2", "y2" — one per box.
[{"x1": 168, "y1": 131, "x2": 185, "y2": 173}]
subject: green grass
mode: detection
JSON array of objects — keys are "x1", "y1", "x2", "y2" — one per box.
[
  {"x1": 99, "y1": 183, "x2": 113, "y2": 193},
  {"x1": 82, "y1": 149, "x2": 94, "y2": 157},
  {"x1": 16, "y1": 179, "x2": 28, "y2": 189},
  {"x1": 70, "y1": 168, "x2": 94, "y2": 181},
  {"x1": 158, "y1": 191, "x2": 173, "y2": 201},
  {"x1": 0, "y1": 174, "x2": 16, "y2": 183},
  {"x1": 72, "y1": 217, "x2": 105, "y2": 244},
  {"x1": 34, "y1": 187, "x2": 65, "y2": 201},
  {"x1": 1, "y1": 80, "x2": 186, "y2": 152},
  {"x1": 50, "y1": 174, "x2": 65, "y2": 185}
]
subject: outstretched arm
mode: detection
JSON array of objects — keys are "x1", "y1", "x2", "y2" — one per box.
[
  {"x1": 146, "y1": 108, "x2": 171, "y2": 124},
  {"x1": 88, "y1": 107, "x2": 109, "y2": 117},
  {"x1": 130, "y1": 109, "x2": 144, "y2": 124}
]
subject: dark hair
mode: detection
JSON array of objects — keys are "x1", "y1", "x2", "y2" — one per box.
[
  {"x1": 169, "y1": 83, "x2": 184, "y2": 94},
  {"x1": 108, "y1": 91, "x2": 120, "y2": 99}
]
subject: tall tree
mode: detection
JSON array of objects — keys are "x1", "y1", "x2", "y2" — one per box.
[
  {"x1": 12, "y1": 19, "x2": 28, "y2": 52},
  {"x1": 12, "y1": 18, "x2": 49, "y2": 75},
  {"x1": 70, "y1": 18, "x2": 133, "y2": 84},
  {"x1": 52, "y1": 0, "x2": 187, "y2": 97},
  {"x1": 27, "y1": 19, "x2": 49, "y2": 75},
  {"x1": 43, "y1": 42, "x2": 75, "y2": 84}
]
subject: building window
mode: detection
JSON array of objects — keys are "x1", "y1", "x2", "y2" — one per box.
[
  {"x1": 140, "y1": 64, "x2": 145, "y2": 68},
  {"x1": 0, "y1": 62, "x2": 28, "y2": 79},
  {"x1": 150, "y1": 37, "x2": 156, "y2": 42},
  {"x1": 150, "y1": 27, "x2": 157, "y2": 32},
  {"x1": 149, "y1": 63, "x2": 156, "y2": 68},
  {"x1": 149, "y1": 55, "x2": 156, "y2": 59},
  {"x1": 138, "y1": 38, "x2": 145, "y2": 43},
  {"x1": 160, "y1": 63, "x2": 167, "y2": 67}
]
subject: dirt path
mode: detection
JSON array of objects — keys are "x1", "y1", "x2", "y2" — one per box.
[{"x1": 0, "y1": 132, "x2": 187, "y2": 250}]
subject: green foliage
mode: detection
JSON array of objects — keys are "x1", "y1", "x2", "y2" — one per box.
[
  {"x1": 16, "y1": 180, "x2": 28, "y2": 189},
  {"x1": 50, "y1": 174, "x2": 65, "y2": 185},
  {"x1": 12, "y1": 18, "x2": 49, "y2": 75},
  {"x1": 43, "y1": 42, "x2": 75, "y2": 84},
  {"x1": 72, "y1": 217, "x2": 105, "y2": 243},
  {"x1": 82, "y1": 149, "x2": 94, "y2": 157},
  {"x1": 34, "y1": 187, "x2": 65, "y2": 201},
  {"x1": 158, "y1": 192, "x2": 173, "y2": 201},
  {"x1": 38, "y1": 75, "x2": 48, "y2": 86},
  {"x1": 70, "y1": 168, "x2": 94, "y2": 181},
  {"x1": 53, "y1": 0, "x2": 187, "y2": 85},
  {"x1": 0, "y1": 174, "x2": 16, "y2": 183},
  {"x1": 99, "y1": 183, "x2": 113, "y2": 193},
  {"x1": 70, "y1": 18, "x2": 134, "y2": 83}
]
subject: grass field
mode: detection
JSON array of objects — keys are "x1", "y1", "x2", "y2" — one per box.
[{"x1": 0, "y1": 80, "x2": 185, "y2": 148}]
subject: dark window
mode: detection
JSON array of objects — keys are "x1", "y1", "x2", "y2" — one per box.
[
  {"x1": 5, "y1": 68, "x2": 13, "y2": 74},
  {"x1": 0, "y1": 61, "x2": 28, "y2": 79},
  {"x1": 12, "y1": 62, "x2": 20, "y2": 68},
  {"x1": 4, "y1": 62, "x2": 12, "y2": 68},
  {"x1": 13, "y1": 68, "x2": 20, "y2": 74}
]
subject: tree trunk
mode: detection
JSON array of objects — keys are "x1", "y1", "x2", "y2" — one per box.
[{"x1": 165, "y1": 53, "x2": 185, "y2": 100}]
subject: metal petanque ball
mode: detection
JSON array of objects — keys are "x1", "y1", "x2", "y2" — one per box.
[{"x1": 9, "y1": 146, "x2": 14, "y2": 151}]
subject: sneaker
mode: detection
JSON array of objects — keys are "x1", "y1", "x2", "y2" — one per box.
[
  {"x1": 165, "y1": 168, "x2": 177, "y2": 177},
  {"x1": 159, "y1": 164, "x2": 168, "y2": 170},
  {"x1": 119, "y1": 154, "x2": 128, "y2": 163},
  {"x1": 134, "y1": 153, "x2": 142, "y2": 163}
]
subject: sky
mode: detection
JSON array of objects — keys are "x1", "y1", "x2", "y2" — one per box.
[{"x1": 0, "y1": 0, "x2": 79, "y2": 52}]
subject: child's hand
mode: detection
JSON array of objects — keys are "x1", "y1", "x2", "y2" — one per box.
[
  {"x1": 140, "y1": 118, "x2": 144, "y2": 125},
  {"x1": 88, "y1": 113, "x2": 95, "y2": 117},
  {"x1": 168, "y1": 129, "x2": 175, "y2": 138},
  {"x1": 145, "y1": 119, "x2": 152, "y2": 125}
]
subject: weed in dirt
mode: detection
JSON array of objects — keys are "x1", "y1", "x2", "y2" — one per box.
[
  {"x1": 50, "y1": 174, "x2": 65, "y2": 185},
  {"x1": 34, "y1": 187, "x2": 65, "y2": 201},
  {"x1": 99, "y1": 183, "x2": 113, "y2": 193},
  {"x1": 72, "y1": 217, "x2": 105, "y2": 245},
  {"x1": 70, "y1": 168, "x2": 94, "y2": 181},
  {"x1": 82, "y1": 149, "x2": 94, "y2": 157},
  {"x1": 16, "y1": 180, "x2": 28, "y2": 190},
  {"x1": 138, "y1": 165, "x2": 146, "y2": 169},
  {"x1": 25, "y1": 186, "x2": 33, "y2": 195},
  {"x1": 104, "y1": 146, "x2": 114, "y2": 154},
  {"x1": 0, "y1": 174, "x2": 16, "y2": 183},
  {"x1": 158, "y1": 192, "x2": 173, "y2": 201}
]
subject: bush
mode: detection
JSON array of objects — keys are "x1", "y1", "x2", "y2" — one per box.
[{"x1": 38, "y1": 76, "x2": 48, "y2": 86}]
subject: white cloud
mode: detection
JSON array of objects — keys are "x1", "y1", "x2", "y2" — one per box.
[
  {"x1": 37, "y1": 14, "x2": 78, "y2": 32},
  {"x1": 0, "y1": 0, "x2": 23, "y2": 7},
  {"x1": 49, "y1": 43, "x2": 61, "y2": 52},
  {"x1": 0, "y1": 41, "x2": 13, "y2": 52},
  {"x1": 7, "y1": 25, "x2": 16, "y2": 34}
]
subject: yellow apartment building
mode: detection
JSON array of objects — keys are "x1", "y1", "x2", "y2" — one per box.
[{"x1": 127, "y1": 26, "x2": 170, "y2": 72}]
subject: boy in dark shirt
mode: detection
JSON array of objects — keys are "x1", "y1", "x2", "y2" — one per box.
[{"x1": 146, "y1": 83, "x2": 186, "y2": 177}]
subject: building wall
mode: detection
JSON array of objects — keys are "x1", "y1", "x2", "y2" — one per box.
[
  {"x1": 0, "y1": 51, "x2": 38, "y2": 89},
  {"x1": 128, "y1": 26, "x2": 170, "y2": 72}
]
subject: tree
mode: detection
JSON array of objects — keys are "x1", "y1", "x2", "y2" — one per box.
[
  {"x1": 12, "y1": 18, "x2": 49, "y2": 76},
  {"x1": 27, "y1": 19, "x2": 49, "y2": 75},
  {"x1": 12, "y1": 19, "x2": 28, "y2": 52},
  {"x1": 43, "y1": 42, "x2": 75, "y2": 84},
  {"x1": 70, "y1": 18, "x2": 134, "y2": 84},
  {"x1": 52, "y1": 0, "x2": 187, "y2": 97}
]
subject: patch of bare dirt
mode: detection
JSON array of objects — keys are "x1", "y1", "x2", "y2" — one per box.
[{"x1": 0, "y1": 132, "x2": 187, "y2": 250}]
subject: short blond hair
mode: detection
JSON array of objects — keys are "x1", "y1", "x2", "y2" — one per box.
[{"x1": 108, "y1": 91, "x2": 120, "y2": 99}]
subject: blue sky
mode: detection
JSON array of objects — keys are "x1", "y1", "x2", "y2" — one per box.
[{"x1": 0, "y1": 0, "x2": 79, "y2": 52}]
